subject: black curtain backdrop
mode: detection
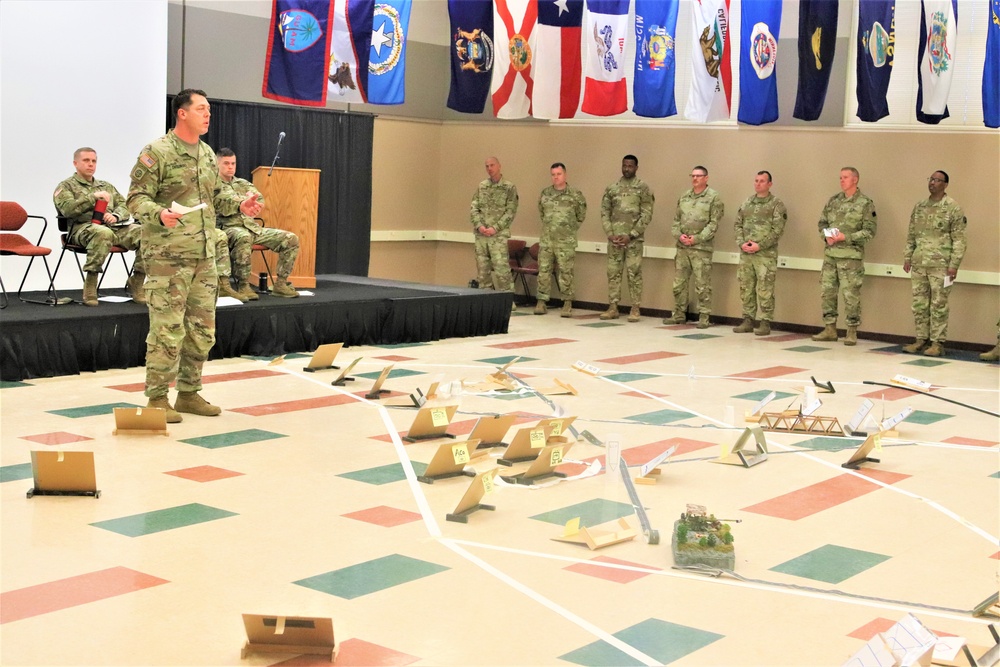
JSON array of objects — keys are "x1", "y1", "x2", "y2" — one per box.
[{"x1": 166, "y1": 96, "x2": 374, "y2": 276}]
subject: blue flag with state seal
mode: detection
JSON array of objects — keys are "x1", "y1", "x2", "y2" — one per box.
[
  {"x1": 737, "y1": 0, "x2": 781, "y2": 125},
  {"x1": 262, "y1": 0, "x2": 335, "y2": 106},
  {"x1": 447, "y1": 0, "x2": 495, "y2": 113},
  {"x1": 367, "y1": 0, "x2": 411, "y2": 104},
  {"x1": 633, "y1": 0, "x2": 679, "y2": 118},
  {"x1": 984, "y1": 0, "x2": 1000, "y2": 128},
  {"x1": 856, "y1": 0, "x2": 895, "y2": 122}
]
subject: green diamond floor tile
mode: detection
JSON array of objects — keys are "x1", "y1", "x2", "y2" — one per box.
[
  {"x1": 731, "y1": 390, "x2": 797, "y2": 402},
  {"x1": 1, "y1": 462, "x2": 34, "y2": 484},
  {"x1": 903, "y1": 358, "x2": 950, "y2": 367},
  {"x1": 47, "y1": 402, "x2": 142, "y2": 419},
  {"x1": 785, "y1": 345, "x2": 829, "y2": 353},
  {"x1": 0, "y1": 380, "x2": 32, "y2": 388},
  {"x1": 373, "y1": 343, "x2": 430, "y2": 349},
  {"x1": 355, "y1": 368, "x2": 427, "y2": 380},
  {"x1": 284, "y1": 352, "x2": 312, "y2": 360},
  {"x1": 676, "y1": 333, "x2": 721, "y2": 340},
  {"x1": 904, "y1": 410, "x2": 953, "y2": 425},
  {"x1": 559, "y1": 618, "x2": 724, "y2": 666},
  {"x1": 91, "y1": 503, "x2": 238, "y2": 537},
  {"x1": 579, "y1": 322, "x2": 625, "y2": 328},
  {"x1": 793, "y1": 436, "x2": 864, "y2": 452},
  {"x1": 338, "y1": 462, "x2": 428, "y2": 485},
  {"x1": 604, "y1": 372, "x2": 660, "y2": 383},
  {"x1": 475, "y1": 355, "x2": 540, "y2": 365},
  {"x1": 770, "y1": 544, "x2": 890, "y2": 584},
  {"x1": 488, "y1": 391, "x2": 534, "y2": 401},
  {"x1": 294, "y1": 554, "x2": 449, "y2": 600},
  {"x1": 530, "y1": 498, "x2": 634, "y2": 527},
  {"x1": 178, "y1": 429, "x2": 287, "y2": 449},
  {"x1": 625, "y1": 408, "x2": 696, "y2": 425},
  {"x1": 990, "y1": 471, "x2": 1000, "y2": 479}
]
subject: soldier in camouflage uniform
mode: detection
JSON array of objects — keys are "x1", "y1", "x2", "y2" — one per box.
[
  {"x1": 667, "y1": 166, "x2": 723, "y2": 329},
  {"x1": 600, "y1": 155, "x2": 654, "y2": 322},
  {"x1": 216, "y1": 148, "x2": 300, "y2": 299},
  {"x1": 733, "y1": 171, "x2": 786, "y2": 336},
  {"x1": 811, "y1": 167, "x2": 877, "y2": 346},
  {"x1": 535, "y1": 162, "x2": 586, "y2": 318},
  {"x1": 128, "y1": 89, "x2": 261, "y2": 423},
  {"x1": 211, "y1": 227, "x2": 247, "y2": 302},
  {"x1": 53, "y1": 148, "x2": 144, "y2": 306},
  {"x1": 901, "y1": 171, "x2": 967, "y2": 357},
  {"x1": 470, "y1": 156, "x2": 518, "y2": 311},
  {"x1": 981, "y1": 321, "x2": 999, "y2": 362}
]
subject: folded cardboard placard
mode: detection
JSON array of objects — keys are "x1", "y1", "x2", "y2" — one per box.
[
  {"x1": 402, "y1": 404, "x2": 459, "y2": 442},
  {"x1": 240, "y1": 614, "x2": 335, "y2": 662},
  {"x1": 842, "y1": 432, "x2": 883, "y2": 470},
  {"x1": 303, "y1": 342, "x2": 342, "y2": 372},
  {"x1": 331, "y1": 357, "x2": 362, "y2": 386},
  {"x1": 469, "y1": 413, "x2": 517, "y2": 449},
  {"x1": 634, "y1": 444, "x2": 678, "y2": 484},
  {"x1": 364, "y1": 363, "x2": 394, "y2": 399},
  {"x1": 113, "y1": 407, "x2": 168, "y2": 436},
  {"x1": 552, "y1": 517, "x2": 638, "y2": 550},
  {"x1": 418, "y1": 439, "x2": 486, "y2": 483},
  {"x1": 27, "y1": 451, "x2": 100, "y2": 498},
  {"x1": 498, "y1": 423, "x2": 557, "y2": 466},
  {"x1": 712, "y1": 426, "x2": 768, "y2": 468},
  {"x1": 501, "y1": 439, "x2": 574, "y2": 485},
  {"x1": 446, "y1": 468, "x2": 499, "y2": 523}
]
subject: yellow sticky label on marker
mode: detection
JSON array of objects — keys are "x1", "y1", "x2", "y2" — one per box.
[
  {"x1": 430, "y1": 408, "x2": 448, "y2": 427},
  {"x1": 452, "y1": 443, "x2": 469, "y2": 465},
  {"x1": 550, "y1": 447, "x2": 564, "y2": 466},
  {"x1": 529, "y1": 429, "x2": 546, "y2": 448}
]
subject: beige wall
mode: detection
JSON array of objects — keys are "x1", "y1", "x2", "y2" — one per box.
[{"x1": 372, "y1": 117, "x2": 999, "y2": 344}]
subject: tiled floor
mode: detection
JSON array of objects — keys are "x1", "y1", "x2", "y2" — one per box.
[{"x1": 1, "y1": 309, "x2": 998, "y2": 666}]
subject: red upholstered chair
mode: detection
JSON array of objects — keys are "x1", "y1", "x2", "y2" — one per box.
[
  {"x1": 53, "y1": 214, "x2": 132, "y2": 299},
  {"x1": 510, "y1": 241, "x2": 540, "y2": 298},
  {"x1": 0, "y1": 201, "x2": 61, "y2": 307}
]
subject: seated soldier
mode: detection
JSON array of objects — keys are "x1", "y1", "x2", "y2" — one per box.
[
  {"x1": 213, "y1": 228, "x2": 245, "y2": 302},
  {"x1": 216, "y1": 148, "x2": 299, "y2": 298},
  {"x1": 53, "y1": 147, "x2": 144, "y2": 306}
]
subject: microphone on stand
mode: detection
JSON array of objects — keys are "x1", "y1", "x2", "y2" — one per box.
[{"x1": 268, "y1": 131, "x2": 286, "y2": 176}]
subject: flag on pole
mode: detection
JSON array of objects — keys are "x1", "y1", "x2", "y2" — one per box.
[
  {"x1": 633, "y1": 0, "x2": 679, "y2": 118},
  {"x1": 684, "y1": 0, "x2": 732, "y2": 123},
  {"x1": 856, "y1": 0, "x2": 895, "y2": 122},
  {"x1": 916, "y1": 0, "x2": 957, "y2": 124},
  {"x1": 738, "y1": 0, "x2": 781, "y2": 125},
  {"x1": 492, "y1": 0, "x2": 538, "y2": 119},
  {"x1": 533, "y1": 0, "x2": 583, "y2": 119},
  {"x1": 581, "y1": 0, "x2": 630, "y2": 116},
  {"x1": 793, "y1": 0, "x2": 839, "y2": 121},
  {"x1": 447, "y1": 0, "x2": 494, "y2": 114},
  {"x1": 986, "y1": 0, "x2": 1000, "y2": 128},
  {"x1": 262, "y1": 0, "x2": 335, "y2": 106},
  {"x1": 367, "y1": 0, "x2": 411, "y2": 104},
  {"x1": 328, "y1": 0, "x2": 375, "y2": 103}
]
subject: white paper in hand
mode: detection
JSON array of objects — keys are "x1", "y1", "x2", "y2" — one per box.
[{"x1": 171, "y1": 201, "x2": 208, "y2": 216}]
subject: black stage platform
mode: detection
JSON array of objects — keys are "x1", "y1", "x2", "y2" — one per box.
[{"x1": 0, "y1": 275, "x2": 512, "y2": 382}]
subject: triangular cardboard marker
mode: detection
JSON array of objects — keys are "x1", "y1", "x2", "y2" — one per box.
[
  {"x1": 27, "y1": 451, "x2": 100, "y2": 498},
  {"x1": 303, "y1": 342, "x2": 342, "y2": 372},
  {"x1": 113, "y1": 407, "x2": 169, "y2": 436},
  {"x1": 240, "y1": 614, "x2": 335, "y2": 662},
  {"x1": 551, "y1": 517, "x2": 638, "y2": 550},
  {"x1": 712, "y1": 426, "x2": 768, "y2": 468}
]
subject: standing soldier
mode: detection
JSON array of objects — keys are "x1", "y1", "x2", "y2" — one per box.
[
  {"x1": 53, "y1": 147, "x2": 145, "y2": 306},
  {"x1": 811, "y1": 167, "x2": 877, "y2": 346},
  {"x1": 127, "y1": 89, "x2": 261, "y2": 423},
  {"x1": 535, "y1": 162, "x2": 586, "y2": 317},
  {"x1": 600, "y1": 154, "x2": 654, "y2": 322},
  {"x1": 471, "y1": 156, "x2": 518, "y2": 311},
  {"x1": 981, "y1": 322, "x2": 999, "y2": 362},
  {"x1": 733, "y1": 171, "x2": 786, "y2": 336},
  {"x1": 901, "y1": 171, "x2": 967, "y2": 357},
  {"x1": 667, "y1": 166, "x2": 723, "y2": 329}
]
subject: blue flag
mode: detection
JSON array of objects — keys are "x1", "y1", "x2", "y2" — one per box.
[
  {"x1": 984, "y1": 0, "x2": 1000, "y2": 128},
  {"x1": 856, "y1": 0, "x2": 895, "y2": 122},
  {"x1": 738, "y1": 0, "x2": 781, "y2": 125},
  {"x1": 633, "y1": 0, "x2": 679, "y2": 118},
  {"x1": 367, "y1": 0, "x2": 411, "y2": 104},
  {"x1": 916, "y1": 0, "x2": 957, "y2": 125},
  {"x1": 262, "y1": 0, "x2": 335, "y2": 106},
  {"x1": 447, "y1": 0, "x2": 494, "y2": 114},
  {"x1": 793, "y1": 0, "x2": 838, "y2": 121}
]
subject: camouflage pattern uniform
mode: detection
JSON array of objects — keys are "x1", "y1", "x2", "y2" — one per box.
[
  {"x1": 601, "y1": 177, "x2": 654, "y2": 305},
  {"x1": 127, "y1": 131, "x2": 243, "y2": 399},
  {"x1": 217, "y1": 177, "x2": 300, "y2": 283},
  {"x1": 536, "y1": 185, "x2": 586, "y2": 302},
  {"x1": 470, "y1": 177, "x2": 518, "y2": 291},
  {"x1": 212, "y1": 228, "x2": 233, "y2": 280},
  {"x1": 672, "y1": 187, "x2": 723, "y2": 316},
  {"x1": 53, "y1": 174, "x2": 143, "y2": 274},
  {"x1": 735, "y1": 193, "x2": 786, "y2": 322},
  {"x1": 903, "y1": 195, "x2": 966, "y2": 344},
  {"x1": 817, "y1": 190, "x2": 877, "y2": 327}
]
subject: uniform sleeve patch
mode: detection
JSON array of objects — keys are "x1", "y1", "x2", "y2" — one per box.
[
  {"x1": 139, "y1": 152, "x2": 156, "y2": 168},
  {"x1": 131, "y1": 166, "x2": 147, "y2": 181},
  {"x1": 53, "y1": 187, "x2": 62, "y2": 198}
]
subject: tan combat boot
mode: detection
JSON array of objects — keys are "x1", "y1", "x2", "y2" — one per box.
[
  {"x1": 696, "y1": 313, "x2": 711, "y2": 329},
  {"x1": 980, "y1": 344, "x2": 1000, "y2": 362},
  {"x1": 534, "y1": 300, "x2": 547, "y2": 315},
  {"x1": 271, "y1": 278, "x2": 299, "y2": 298},
  {"x1": 923, "y1": 341, "x2": 944, "y2": 357},
  {"x1": 218, "y1": 277, "x2": 247, "y2": 302},
  {"x1": 754, "y1": 321, "x2": 771, "y2": 336},
  {"x1": 127, "y1": 272, "x2": 146, "y2": 304},
  {"x1": 147, "y1": 396, "x2": 182, "y2": 423},
  {"x1": 560, "y1": 301, "x2": 573, "y2": 318},
  {"x1": 235, "y1": 281, "x2": 259, "y2": 301},
  {"x1": 599, "y1": 304, "x2": 619, "y2": 320},
  {"x1": 664, "y1": 311, "x2": 686, "y2": 325},
  {"x1": 844, "y1": 326, "x2": 858, "y2": 346},
  {"x1": 627, "y1": 305, "x2": 641, "y2": 322},
  {"x1": 82, "y1": 272, "x2": 99, "y2": 307},
  {"x1": 174, "y1": 391, "x2": 222, "y2": 416},
  {"x1": 733, "y1": 318, "x2": 754, "y2": 333},
  {"x1": 811, "y1": 324, "x2": 838, "y2": 342},
  {"x1": 902, "y1": 339, "x2": 927, "y2": 354}
]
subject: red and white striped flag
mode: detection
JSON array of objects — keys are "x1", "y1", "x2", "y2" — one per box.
[{"x1": 533, "y1": 0, "x2": 583, "y2": 119}]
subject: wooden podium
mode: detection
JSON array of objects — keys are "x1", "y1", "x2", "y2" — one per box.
[{"x1": 251, "y1": 166, "x2": 320, "y2": 288}]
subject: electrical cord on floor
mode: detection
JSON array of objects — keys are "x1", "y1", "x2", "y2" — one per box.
[{"x1": 863, "y1": 380, "x2": 1000, "y2": 418}]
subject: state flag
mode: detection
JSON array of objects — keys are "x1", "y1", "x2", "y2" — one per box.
[
  {"x1": 533, "y1": 0, "x2": 584, "y2": 119},
  {"x1": 917, "y1": 0, "x2": 957, "y2": 124},
  {"x1": 793, "y1": 0, "x2": 839, "y2": 121},
  {"x1": 367, "y1": 0, "x2": 411, "y2": 105},
  {"x1": 492, "y1": 0, "x2": 538, "y2": 119},
  {"x1": 856, "y1": 0, "x2": 895, "y2": 122},
  {"x1": 328, "y1": 0, "x2": 375, "y2": 103},
  {"x1": 262, "y1": 0, "x2": 335, "y2": 106},
  {"x1": 633, "y1": 0, "x2": 679, "y2": 118},
  {"x1": 986, "y1": 0, "x2": 1000, "y2": 128},
  {"x1": 581, "y1": 0, "x2": 629, "y2": 117},
  {"x1": 738, "y1": 0, "x2": 781, "y2": 125},
  {"x1": 446, "y1": 0, "x2": 494, "y2": 114},
  {"x1": 684, "y1": 0, "x2": 732, "y2": 123}
]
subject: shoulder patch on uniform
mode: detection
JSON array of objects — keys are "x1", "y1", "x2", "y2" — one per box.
[
  {"x1": 53, "y1": 187, "x2": 62, "y2": 198},
  {"x1": 871, "y1": 209, "x2": 877, "y2": 217},
  {"x1": 132, "y1": 166, "x2": 147, "y2": 181},
  {"x1": 139, "y1": 152, "x2": 156, "y2": 168}
]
